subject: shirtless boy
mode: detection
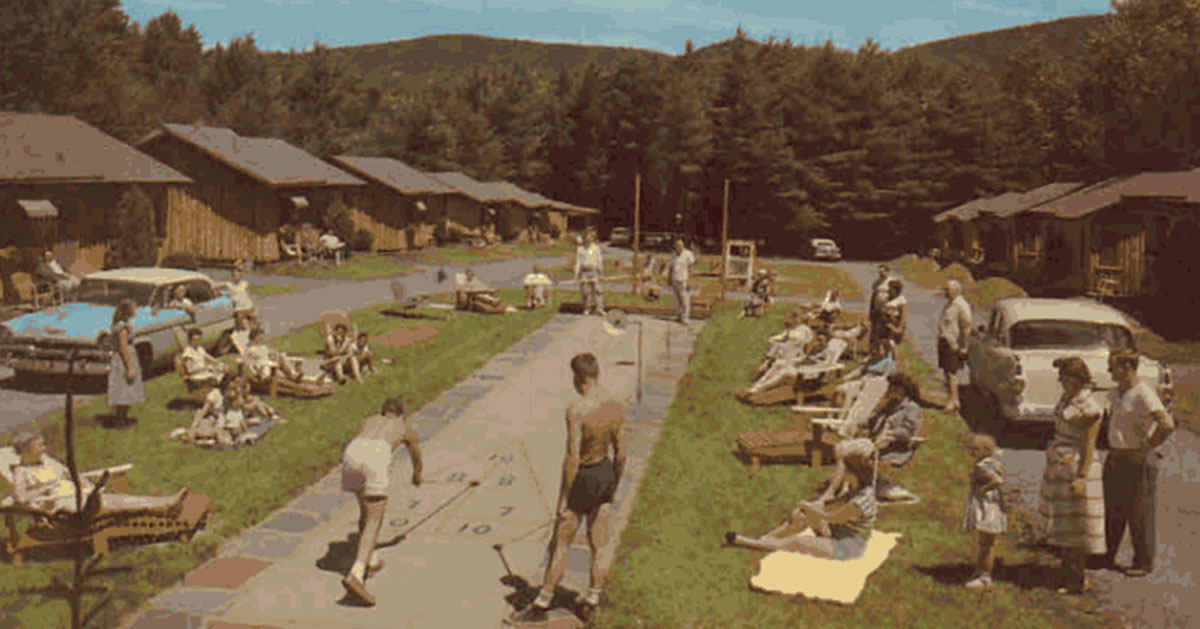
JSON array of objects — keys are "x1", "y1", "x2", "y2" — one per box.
[
  {"x1": 508, "y1": 353, "x2": 627, "y2": 625},
  {"x1": 340, "y1": 396, "x2": 423, "y2": 606}
]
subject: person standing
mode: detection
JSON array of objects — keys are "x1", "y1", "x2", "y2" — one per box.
[
  {"x1": 339, "y1": 396, "x2": 423, "y2": 606},
  {"x1": 574, "y1": 230, "x2": 605, "y2": 316},
  {"x1": 938, "y1": 279, "x2": 973, "y2": 412},
  {"x1": 229, "y1": 265, "x2": 256, "y2": 328},
  {"x1": 881, "y1": 279, "x2": 907, "y2": 359},
  {"x1": 669, "y1": 237, "x2": 696, "y2": 324},
  {"x1": 1103, "y1": 349, "x2": 1174, "y2": 577},
  {"x1": 1039, "y1": 357, "x2": 1106, "y2": 594},
  {"x1": 508, "y1": 353, "x2": 627, "y2": 625},
  {"x1": 106, "y1": 298, "x2": 145, "y2": 427},
  {"x1": 868, "y1": 264, "x2": 893, "y2": 353}
]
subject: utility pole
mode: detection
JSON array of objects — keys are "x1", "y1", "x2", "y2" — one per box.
[
  {"x1": 720, "y1": 179, "x2": 730, "y2": 301},
  {"x1": 633, "y1": 172, "x2": 641, "y2": 296}
]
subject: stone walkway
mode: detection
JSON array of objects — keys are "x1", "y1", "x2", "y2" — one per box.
[{"x1": 123, "y1": 312, "x2": 701, "y2": 629}]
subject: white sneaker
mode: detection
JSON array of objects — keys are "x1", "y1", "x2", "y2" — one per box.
[{"x1": 965, "y1": 574, "x2": 993, "y2": 588}]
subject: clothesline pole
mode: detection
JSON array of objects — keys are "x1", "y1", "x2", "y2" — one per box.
[
  {"x1": 637, "y1": 321, "x2": 643, "y2": 406},
  {"x1": 633, "y1": 173, "x2": 642, "y2": 297}
]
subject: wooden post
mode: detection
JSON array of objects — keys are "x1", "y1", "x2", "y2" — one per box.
[
  {"x1": 721, "y1": 179, "x2": 730, "y2": 301},
  {"x1": 633, "y1": 173, "x2": 642, "y2": 296}
]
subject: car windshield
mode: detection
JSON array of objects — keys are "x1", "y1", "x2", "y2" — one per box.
[
  {"x1": 1009, "y1": 319, "x2": 1134, "y2": 351},
  {"x1": 73, "y1": 279, "x2": 157, "y2": 307}
]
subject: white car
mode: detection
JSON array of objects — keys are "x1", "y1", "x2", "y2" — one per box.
[
  {"x1": 0, "y1": 268, "x2": 237, "y2": 386},
  {"x1": 967, "y1": 297, "x2": 1173, "y2": 424},
  {"x1": 808, "y1": 238, "x2": 842, "y2": 260},
  {"x1": 609, "y1": 227, "x2": 631, "y2": 247}
]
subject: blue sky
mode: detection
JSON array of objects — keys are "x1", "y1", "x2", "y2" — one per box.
[{"x1": 123, "y1": 0, "x2": 1113, "y2": 52}]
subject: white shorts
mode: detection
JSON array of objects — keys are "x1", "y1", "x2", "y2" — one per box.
[{"x1": 341, "y1": 438, "x2": 391, "y2": 497}]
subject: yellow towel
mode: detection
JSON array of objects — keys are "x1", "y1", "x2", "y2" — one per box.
[{"x1": 750, "y1": 529, "x2": 902, "y2": 604}]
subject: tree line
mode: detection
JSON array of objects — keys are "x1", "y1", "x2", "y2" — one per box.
[{"x1": 4, "y1": 0, "x2": 1199, "y2": 257}]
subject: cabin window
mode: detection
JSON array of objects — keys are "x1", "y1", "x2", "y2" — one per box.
[{"x1": 1096, "y1": 228, "x2": 1121, "y2": 268}]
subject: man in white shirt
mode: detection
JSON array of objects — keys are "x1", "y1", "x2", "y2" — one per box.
[
  {"x1": 1103, "y1": 349, "x2": 1175, "y2": 577},
  {"x1": 319, "y1": 232, "x2": 346, "y2": 264},
  {"x1": 574, "y1": 230, "x2": 605, "y2": 316},
  {"x1": 669, "y1": 238, "x2": 696, "y2": 323},
  {"x1": 35, "y1": 250, "x2": 80, "y2": 299},
  {"x1": 937, "y1": 279, "x2": 972, "y2": 412},
  {"x1": 868, "y1": 264, "x2": 893, "y2": 352}
]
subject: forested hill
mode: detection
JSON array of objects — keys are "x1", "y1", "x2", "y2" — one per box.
[
  {"x1": 328, "y1": 34, "x2": 664, "y2": 92},
  {"x1": 897, "y1": 14, "x2": 1105, "y2": 69}
]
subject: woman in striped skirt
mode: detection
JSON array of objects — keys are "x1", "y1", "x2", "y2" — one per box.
[{"x1": 1039, "y1": 357, "x2": 1106, "y2": 594}]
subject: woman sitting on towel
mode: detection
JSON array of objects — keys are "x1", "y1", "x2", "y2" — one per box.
[{"x1": 726, "y1": 438, "x2": 878, "y2": 560}]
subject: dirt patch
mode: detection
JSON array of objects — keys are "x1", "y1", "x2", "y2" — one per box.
[{"x1": 371, "y1": 324, "x2": 440, "y2": 348}]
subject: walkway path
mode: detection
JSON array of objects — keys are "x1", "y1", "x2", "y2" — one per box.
[
  {"x1": 845, "y1": 261, "x2": 1199, "y2": 629},
  {"x1": 123, "y1": 312, "x2": 701, "y2": 629}
]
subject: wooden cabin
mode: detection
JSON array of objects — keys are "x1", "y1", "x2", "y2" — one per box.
[
  {"x1": 327, "y1": 156, "x2": 460, "y2": 251},
  {"x1": 978, "y1": 182, "x2": 1082, "y2": 283},
  {"x1": 137, "y1": 124, "x2": 365, "y2": 264},
  {"x1": 0, "y1": 112, "x2": 191, "y2": 299},
  {"x1": 932, "y1": 197, "x2": 989, "y2": 264},
  {"x1": 427, "y1": 172, "x2": 511, "y2": 243}
]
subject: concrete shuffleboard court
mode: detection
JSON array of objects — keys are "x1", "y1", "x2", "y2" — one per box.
[{"x1": 126, "y1": 313, "x2": 701, "y2": 629}]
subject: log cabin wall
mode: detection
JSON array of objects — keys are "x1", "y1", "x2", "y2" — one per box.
[
  {"x1": 138, "y1": 136, "x2": 282, "y2": 263},
  {"x1": 343, "y1": 186, "x2": 410, "y2": 251}
]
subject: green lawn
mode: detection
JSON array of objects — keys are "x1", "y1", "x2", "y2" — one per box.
[
  {"x1": 262, "y1": 252, "x2": 420, "y2": 281},
  {"x1": 763, "y1": 262, "x2": 865, "y2": 302},
  {"x1": 892, "y1": 254, "x2": 1026, "y2": 310},
  {"x1": 247, "y1": 283, "x2": 301, "y2": 297},
  {"x1": 0, "y1": 288, "x2": 559, "y2": 629},
  {"x1": 400, "y1": 241, "x2": 573, "y2": 266},
  {"x1": 598, "y1": 302, "x2": 1123, "y2": 628}
]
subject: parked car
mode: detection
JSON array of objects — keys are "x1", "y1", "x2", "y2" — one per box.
[
  {"x1": 0, "y1": 268, "x2": 237, "y2": 386},
  {"x1": 967, "y1": 297, "x2": 1173, "y2": 424},
  {"x1": 609, "y1": 227, "x2": 631, "y2": 247},
  {"x1": 808, "y1": 238, "x2": 842, "y2": 260}
]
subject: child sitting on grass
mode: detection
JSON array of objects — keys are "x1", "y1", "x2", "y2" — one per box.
[
  {"x1": 354, "y1": 333, "x2": 377, "y2": 376},
  {"x1": 962, "y1": 432, "x2": 1007, "y2": 588}
]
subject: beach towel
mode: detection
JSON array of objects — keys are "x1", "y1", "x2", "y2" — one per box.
[{"x1": 750, "y1": 528, "x2": 901, "y2": 604}]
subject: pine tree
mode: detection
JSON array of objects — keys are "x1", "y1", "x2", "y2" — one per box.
[{"x1": 106, "y1": 186, "x2": 160, "y2": 268}]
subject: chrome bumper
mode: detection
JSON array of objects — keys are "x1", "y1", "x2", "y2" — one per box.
[{"x1": 0, "y1": 344, "x2": 111, "y2": 376}]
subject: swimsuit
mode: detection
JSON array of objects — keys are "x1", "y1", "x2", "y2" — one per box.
[{"x1": 566, "y1": 458, "x2": 618, "y2": 514}]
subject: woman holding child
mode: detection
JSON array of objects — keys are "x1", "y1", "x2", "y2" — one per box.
[{"x1": 1038, "y1": 357, "x2": 1106, "y2": 594}]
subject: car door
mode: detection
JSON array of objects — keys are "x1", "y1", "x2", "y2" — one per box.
[{"x1": 967, "y1": 309, "x2": 1002, "y2": 394}]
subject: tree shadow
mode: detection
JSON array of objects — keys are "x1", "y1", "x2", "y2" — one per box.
[{"x1": 916, "y1": 559, "x2": 1063, "y2": 591}]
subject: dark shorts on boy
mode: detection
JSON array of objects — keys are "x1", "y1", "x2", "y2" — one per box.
[
  {"x1": 567, "y1": 458, "x2": 618, "y2": 514},
  {"x1": 937, "y1": 337, "x2": 963, "y2": 373}
]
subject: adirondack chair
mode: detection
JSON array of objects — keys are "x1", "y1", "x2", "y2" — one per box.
[
  {"x1": 735, "y1": 375, "x2": 891, "y2": 475},
  {"x1": 455, "y1": 273, "x2": 506, "y2": 314},
  {"x1": 736, "y1": 337, "x2": 852, "y2": 407},
  {"x1": 9, "y1": 272, "x2": 55, "y2": 309},
  {"x1": 1, "y1": 447, "x2": 212, "y2": 566}
]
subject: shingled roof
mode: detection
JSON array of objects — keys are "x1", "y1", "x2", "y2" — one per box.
[
  {"x1": 0, "y1": 112, "x2": 190, "y2": 184},
  {"x1": 429, "y1": 172, "x2": 515, "y2": 204},
  {"x1": 1117, "y1": 167, "x2": 1200, "y2": 203},
  {"x1": 933, "y1": 196, "x2": 996, "y2": 223},
  {"x1": 139, "y1": 123, "x2": 363, "y2": 188},
  {"x1": 1025, "y1": 176, "x2": 1137, "y2": 219},
  {"x1": 328, "y1": 156, "x2": 457, "y2": 195},
  {"x1": 978, "y1": 182, "x2": 1085, "y2": 218}
]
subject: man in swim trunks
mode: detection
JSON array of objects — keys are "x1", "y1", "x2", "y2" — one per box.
[
  {"x1": 339, "y1": 396, "x2": 423, "y2": 606},
  {"x1": 508, "y1": 353, "x2": 627, "y2": 625}
]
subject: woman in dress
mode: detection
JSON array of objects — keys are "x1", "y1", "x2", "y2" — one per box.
[
  {"x1": 107, "y1": 298, "x2": 145, "y2": 426},
  {"x1": 1039, "y1": 357, "x2": 1106, "y2": 594}
]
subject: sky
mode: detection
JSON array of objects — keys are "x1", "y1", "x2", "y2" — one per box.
[{"x1": 122, "y1": 0, "x2": 1114, "y2": 53}]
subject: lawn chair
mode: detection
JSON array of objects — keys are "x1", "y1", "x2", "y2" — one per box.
[
  {"x1": 455, "y1": 273, "x2": 506, "y2": 314},
  {"x1": 736, "y1": 338, "x2": 852, "y2": 407},
  {"x1": 280, "y1": 239, "x2": 306, "y2": 264},
  {"x1": 735, "y1": 375, "x2": 890, "y2": 476},
  {"x1": 10, "y1": 272, "x2": 56, "y2": 309},
  {"x1": 0, "y1": 447, "x2": 212, "y2": 566}
]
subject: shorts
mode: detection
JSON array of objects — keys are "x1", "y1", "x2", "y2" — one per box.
[
  {"x1": 937, "y1": 337, "x2": 963, "y2": 373},
  {"x1": 342, "y1": 438, "x2": 391, "y2": 497},
  {"x1": 566, "y1": 458, "x2": 618, "y2": 514}
]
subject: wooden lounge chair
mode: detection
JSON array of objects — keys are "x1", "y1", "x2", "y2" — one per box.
[
  {"x1": 455, "y1": 273, "x2": 507, "y2": 314},
  {"x1": 9, "y1": 272, "x2": 55, "y2": 310},
  {"x1": 1, "y1": 447, "x2": 212, "y2": 566},
  {"x1": 736, "y1": 338, "x2": 852, "y2": 407},
  {"x1": 735, "y1": 376, "x2": 890, "y2": 475}
]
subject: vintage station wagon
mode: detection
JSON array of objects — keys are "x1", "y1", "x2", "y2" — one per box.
[
  {"x1": 0, "y1": 268, "x2": 236, "y2": 384},
  {"x1": 967, "y1": 297, "x2": 1172, "y2": 424}
]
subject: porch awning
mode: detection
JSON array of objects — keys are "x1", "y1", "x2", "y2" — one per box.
[
  {"x1": 289, "y1": 195, "x2": 310, "y2": 209},
  {"x1": 17, "y1": 199, "x2": 58, "y2": 219}
]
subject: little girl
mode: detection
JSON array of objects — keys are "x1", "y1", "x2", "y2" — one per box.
[{"x1": 962, "y1": 432, "x2": 1007, "y2": 588}]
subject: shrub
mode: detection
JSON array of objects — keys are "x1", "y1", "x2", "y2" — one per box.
[
  {"x1": 106, "y1": 186, "x2": 161, "y2": 269},
  {"x1": 351, "y1": 228, "x2": 374, "y2": 251}
]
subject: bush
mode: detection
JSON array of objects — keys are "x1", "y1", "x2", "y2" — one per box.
[
  {"x1": 351, "y1": 228, "x2": 374, "y2": 251},
  {"x1": 106, "y1": 186, "x2": 161, "y2": 269}
]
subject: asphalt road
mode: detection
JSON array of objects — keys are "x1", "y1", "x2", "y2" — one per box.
[{"x1": 843, "y1": 261, "x2": 1199, "y2": 629}]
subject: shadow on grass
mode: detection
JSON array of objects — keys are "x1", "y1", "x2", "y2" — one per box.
[
  {"x1": 958, "y1": 386, "x2": 1054, "y2": 451},
  {"x1": 916, "y1": 559, "x2": 1063, "y2": 591}
]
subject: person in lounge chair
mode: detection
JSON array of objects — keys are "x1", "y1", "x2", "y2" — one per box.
[
  {"x1": 10, "y1": 432, "x2": 188, "y2": 515},
  {"x1": 245, "y1": 327, "x2": 303, "y2": 382},
  {"x1": 35, "y1": 250, "x2": 80, "y2": 300},
  {"x1": 742, "y1": 269, "x2": 774, "y2": 318},
  {"x1": 178, "y1": 328, "x2": 225, "y2": 390},
  {"x1": 725, "y1": 438, "x2": 877, "y2": 559}
]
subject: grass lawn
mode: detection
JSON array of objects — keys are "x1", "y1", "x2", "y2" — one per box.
[
  {"x1": 247, "y1": 283, "x2": 301, "y2": 297},
  {"x1": 400, "y1": 241, "x2": 573, "y2": 266},
  {"x1": 892, "y1": 254, "x2": 1026, "y2": 310},
  {"x1": 762, "y1": 262, "x2": 865, "y2": 302},
  {"x1": 0, "y1": 288, "x2": 559, "y2": 629},
  {"x1": 262, "y1": 252, "x2": 420, "y2": 281},
  {"x1": 598, "y1": 302, "x2": 1123, "y2": 628}
]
